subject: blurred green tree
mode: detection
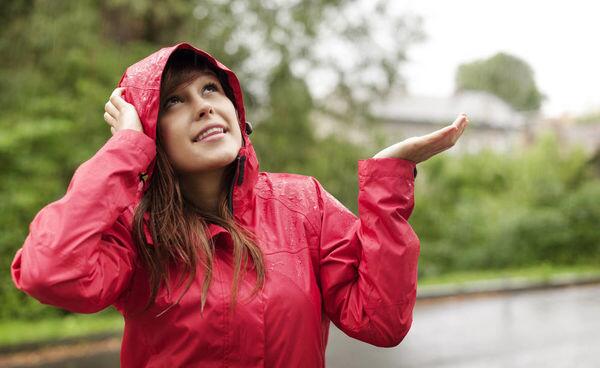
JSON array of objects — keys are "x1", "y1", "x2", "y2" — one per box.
[
  {"x1": 455, "y1": 52, "x2": 544, "y2": 112},
  {"x1": 0, "y1": 0, "x2": 423, "y2": 319},
  {"x1": 4, "y1": 1, "x2": 598, "y2": 326},
  {"x1": 411, "y1": 134, "x2": 600, "y2": 277}
]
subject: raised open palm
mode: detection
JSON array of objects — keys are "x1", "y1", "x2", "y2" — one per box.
[{"x1": 373, "y1": 114, "x2": 469, "y2": 163}]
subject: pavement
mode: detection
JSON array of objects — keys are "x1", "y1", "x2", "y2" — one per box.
[
  {"x1": 328, "y1": 281, "x2": 600, "y2": 368},
  {"x1": 2, "y1": 271, "x2": 600, "y2": 367}
]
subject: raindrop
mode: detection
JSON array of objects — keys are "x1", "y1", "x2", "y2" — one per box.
[{"x1": 296, "y1": 257, "x2": 304, "y2": 277}]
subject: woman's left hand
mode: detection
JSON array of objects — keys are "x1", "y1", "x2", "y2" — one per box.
[{"x1": 373, "y1": 113, "x2": 469, "y2": 163}]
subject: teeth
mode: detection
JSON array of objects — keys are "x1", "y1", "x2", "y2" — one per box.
[{"x1": 196, "y1": 127, "x2": 224, "y2": 141}]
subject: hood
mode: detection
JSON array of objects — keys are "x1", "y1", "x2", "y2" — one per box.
[{"x1": 118, "y1": 43, "x2": 259, "y2": 219}]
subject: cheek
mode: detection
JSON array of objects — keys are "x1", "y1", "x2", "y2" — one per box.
[
  {"x1": 231, "y1": 121, "x2": 242, "y2": 141},
  {"x1": 158, "y1": 121, "x2": 188, "y2": 159},
  {"x1": 230, "y1": 125, "x2": 243, "y2": 152},
  {"x1": 225, "y1": 106, "x2": 242, "y2": 140}
]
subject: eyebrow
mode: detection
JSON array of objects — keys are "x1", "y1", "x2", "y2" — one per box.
[
  {"x1": 166, "y1": 72, "x2": 221, "y2": 97},
  {"x1": 164, "y1": 77, "x2": 224, "y2": 116}
]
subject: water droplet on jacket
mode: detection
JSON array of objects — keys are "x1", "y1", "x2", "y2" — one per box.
[{"x1": 296, "y1": 257, "x2": 303, "y2": 277}]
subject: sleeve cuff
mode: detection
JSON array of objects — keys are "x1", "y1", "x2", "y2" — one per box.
[{"x1": 358, "y1": 157, "x2": 417, "y2": 180}]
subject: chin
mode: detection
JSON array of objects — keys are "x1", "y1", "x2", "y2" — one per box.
[
  {"x1": 190, "y1": 151, "x2": 240, "y2": 173},
  {"x1": 169, "y1": 139, "x2": 242, "y2": 174}
]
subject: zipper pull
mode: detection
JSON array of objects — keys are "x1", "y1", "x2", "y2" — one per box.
[
  {"x1": 237, "y1": 155, "x2": 247, "y2": 186},
  {"x1": 227, "y1": 156, "x2": 242, "y2": 214}
]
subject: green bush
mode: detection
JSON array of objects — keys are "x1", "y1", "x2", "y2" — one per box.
[
  {"x1": 414, "y1": 135, "x2": 600, "y2": 277},
  {"x1": 1, "y1": 0, "x2": 599, "y2": 323}
]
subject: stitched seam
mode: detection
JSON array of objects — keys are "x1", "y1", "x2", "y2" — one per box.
[
  {"x1": 359, "y1": 174, "x2": 413, "y2": 179},
  {"x1": 117, "y1": 85, "x2": 158, "y2": 120},
  {"x1": 364, "y1": 300, "x2": 408, "y2": 310},
  {"x1": 262, "y1": 246, "x2": 316, "y2": 256},
  {"x1": 119, "y1": 84, "x2": 160, "y2": 91},
  {"x1": 113, "y1": 208, "x2": 141, "y2": 313},
  {"x1": 314, "y1": 179, "x2": 324, "y2": 278},
  {"x1": 254, "y1": 192, "x2": 320, "y2": 235},
  {"x1": 114, "y1": 135, "x2": 154, "y2": 164}
]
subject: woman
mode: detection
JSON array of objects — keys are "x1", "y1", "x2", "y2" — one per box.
[{"x1": 11, "y1": 43, "x2": 467, "y2": 367}]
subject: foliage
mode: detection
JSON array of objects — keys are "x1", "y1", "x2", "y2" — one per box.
[
  {"x1": 412, "y1": 135, "x2": 600, "y2": 278},
  {"x1": 1, "y1": 0, "x2": 598, "y2": 324},
  {"x1": 455, "y1": 52, "x2": 544, "y2": 112},
  {"x1": 0, "y1": 0, "x2": 419, "y2": 319},
  {"x1": 0, "y1": 308, "x2": 122, "y2": 346},
  {"x1": 576, "y1": 110, "x2": 600, "y2": 125},
  {"x1": 419, "y1": 264, "x2": 600, "y2": 286}
]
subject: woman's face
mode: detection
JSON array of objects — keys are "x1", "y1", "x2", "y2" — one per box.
[{"x1": 158, "y1": 71, "x2": 242, "y2": 175}]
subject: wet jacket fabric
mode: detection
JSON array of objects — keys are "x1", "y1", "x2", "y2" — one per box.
[{"x1": 11, "y1": 43, "x2": 420, "y2": 367}]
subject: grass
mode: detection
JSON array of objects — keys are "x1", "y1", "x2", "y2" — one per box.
[
  {"x1": 0, "y1": 308, "x2": 123, "y2": 347},
  {"x1": 419, "y1": 264, "x2": 600, "y2": 286},
  {"x1": 1, "y1": 264, "x2": 599, "y2": 348}
]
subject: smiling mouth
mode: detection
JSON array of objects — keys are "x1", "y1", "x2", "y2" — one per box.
[{"x1": 193, "y1": 127, "x2": 228, "y2": 142}]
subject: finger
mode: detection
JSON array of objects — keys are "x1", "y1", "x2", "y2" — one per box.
[
  {"x1": 459, "y1": 115, "x2": 469, "y2": 134},
  {"x1": 110, "y1": 88, "x2": 128, "y2": 109},
  {"x1": 104, "y1": 100, "x2": 119, "y2": 117},
  {"x1": 422, "y1": 124, "x2": 455, "y2": 142},
  {"x1": 455, "y1": 120, "x2": 467, "y2": 140},
  {"x1": 442, "y1": 114, "x2": 467, "y2": 144},
  {"x1": 110, "y1": 87, "x2": 124, "y2": 98},
  {"x1": 453, "y1": 113, "x2": 468, "y2": 130},
  {"x1": 419, "y1": 114, "x2": 467, "y2": 150},
  {"x1": 104, "y1": 111, "x2": 117, "y2": 126},
  {"x1": 452, "y1": 113, "x2": 467, "y2": 128},
  {"x1": 452, "y1": 115, "x2": 469, "y2": 142},
  {"x1": 426, "y1": 115, "x2": 468, "y2": 155},
  {"x1": 456, "y1": 116, "x2": 467, "y2": 131},
  {"x1": 437, "y1": 114, "x2": 466, "y2": 136},
  {"x1": 110, "y1": 127, "x2": 116, "y2": 135}
]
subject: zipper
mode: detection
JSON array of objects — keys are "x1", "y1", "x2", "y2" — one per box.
[
  {"x1": 236, "y1": 155, "x2": 247, "y2": 186},
  {"x1": 227, "y1": 155, "x2": 246, "y2": 214}
]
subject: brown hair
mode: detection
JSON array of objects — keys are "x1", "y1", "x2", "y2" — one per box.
[{"x1": 132, "y1": 49, "x2": 264, "y2": 314}]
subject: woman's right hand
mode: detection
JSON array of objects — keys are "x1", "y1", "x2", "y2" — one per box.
[{"x1": 103, "y1": 87, "x2": 143, "y2": 135}]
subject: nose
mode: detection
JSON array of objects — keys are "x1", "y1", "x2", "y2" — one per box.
[{"x1": 193, "y1": 96, "x2": 214, "y2": 121}]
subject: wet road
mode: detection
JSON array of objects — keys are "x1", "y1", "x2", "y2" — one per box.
[
  {"x1": 326, "y1": 284, "x2": 600, "y2": 367},
  {"x1": 4, "y1": 284, "x2": 599, "y2": 367}
]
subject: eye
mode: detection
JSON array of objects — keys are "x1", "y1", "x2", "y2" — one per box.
[
  {"x1": 163, "y1": 95, "x2": 182, "y2": 109},
  {"x1": 203, "y1": 82, "x2": 219, "y2": 94}
]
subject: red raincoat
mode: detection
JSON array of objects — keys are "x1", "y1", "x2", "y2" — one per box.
[{"x1": 11, "y1": 43, "x2": 420, "y2": 367}]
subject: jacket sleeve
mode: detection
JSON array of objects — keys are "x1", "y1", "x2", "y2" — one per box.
[
  {"x1": 316, "y1": 157, "x2": 420, "y2": 347},
  {"x1": 11, "y1": 129, "x2": 156, "y2": 314}
]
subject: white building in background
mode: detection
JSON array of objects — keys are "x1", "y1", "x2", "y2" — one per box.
[
  {"x1": 530, "y1": 116, "x2": 600, "y2": 155},
  {"x1": 313, "y1": 89, "x2": 600, "y2": 156},
  {"x1": 371, "y1": 90, "x2": 530, "y2": 154}
]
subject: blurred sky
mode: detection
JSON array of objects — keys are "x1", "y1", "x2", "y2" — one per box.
[{"x1": 393, "y1": 0, "x2": 600, "y2": 117}]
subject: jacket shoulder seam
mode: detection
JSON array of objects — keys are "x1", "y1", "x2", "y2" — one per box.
[
  {"x1": 262, "y1": 246, "x2": 315, "y2": 256},
  {"x1": 254, "y1": 192, "x2": 320, "y2": 239},
  {"x1": 118, "y1": 84, "x2": 160, "y2": 91}
]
